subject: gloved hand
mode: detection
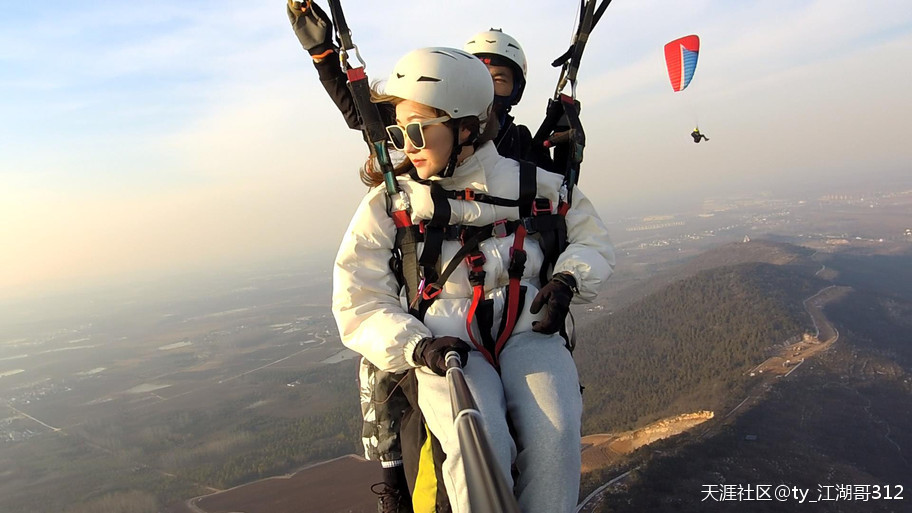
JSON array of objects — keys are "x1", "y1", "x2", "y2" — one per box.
[
  {"x1": 286, "y1": 0, "x2": 335, "y2": 57},
  {"x1": 530, "y1": 273, "x2": 576, "y2": 334},
  {"x1": 413, "y1": 336, "x2": 471, "y2": 377}
]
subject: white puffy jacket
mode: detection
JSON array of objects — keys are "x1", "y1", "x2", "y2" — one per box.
[{"x1": 332, "y1": 142, "x2": 615, "y2": 373}]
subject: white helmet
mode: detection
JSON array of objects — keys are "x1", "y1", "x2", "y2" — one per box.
[
  {"x1": 464, "y1": 29, "x2": 527, "y2": 105},
  {"x1": 385, "y1": 47, "x2": 494, "y2": 127},
  {"x1": 464, "y1": 29, "x2": 527, "y2": 80}
]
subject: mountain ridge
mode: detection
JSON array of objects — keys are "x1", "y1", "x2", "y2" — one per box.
[
  {"x1": 576, "y1": 250, "x2": 827, "y2": 432},
  {"x1": 578, "y1": 242, "x2": 912, "y2": 512}
]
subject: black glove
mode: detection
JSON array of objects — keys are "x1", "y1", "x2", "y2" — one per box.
[
  {"x1": 530, "y1": 273, "x2": 576, "y2": 334},
  {"x1": 286, "y1": 0, "x2": 335, "y2": 57},
  {"x1": 413, "y1": 336, "x2": 471, "y2": 377}
]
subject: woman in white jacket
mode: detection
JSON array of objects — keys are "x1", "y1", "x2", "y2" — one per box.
[{"x1": 332, "y1": 47, "x2": 614, "y2": 513}]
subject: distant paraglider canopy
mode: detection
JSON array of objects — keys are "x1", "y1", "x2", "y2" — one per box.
[
  {"x1": 665, "y1": 34, "x2": 708, "y2": 142},
  {"x1": 664, "y1": 34, "x2": 700, "y2": 92}
]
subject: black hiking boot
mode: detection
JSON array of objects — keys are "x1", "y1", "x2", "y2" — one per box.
[{"x1": 371, "y1": 482, "x2": 412, "y2": 513}]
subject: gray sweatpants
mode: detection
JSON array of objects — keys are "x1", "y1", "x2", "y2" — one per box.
[{"x1": 416, "y1": 330, "x2": 583, "y2": 513}]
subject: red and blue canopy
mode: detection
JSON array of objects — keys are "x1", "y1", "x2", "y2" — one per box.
[{"x1": 664, "y1": 35, "x2": 700, "y2": 92}]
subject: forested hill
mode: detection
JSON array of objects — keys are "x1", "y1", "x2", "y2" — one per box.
[
  {"x1": 576, "y1": 261, "x2": 826, "y2": 433},
  {"x1": 676, "y1": 239, "x2": 818, "y2": 273},
  {"x1": 604, "y1": 240, "x2": 820, "y2": 310},
  {"x1": 586, "y1": 246, "x2": 912, "y2": 513}
]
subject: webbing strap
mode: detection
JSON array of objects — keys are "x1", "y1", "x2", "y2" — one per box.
[
  {"x1": 428, "y1": 183, "x2": 451, "y2": 227},
  {"x1": 441, "y1": 189, "x2": 524, "y2": 207},
  {"x1": 432, "y1": 161, "x2": 537, "y2": 214},
  {"x1": 559, "y1": 94, "x2": 585, "y2": 206},
  {"x1": 417, "y1": 229, "x2": 492, "y2": 305},
  {"x1": 466, "y1": 285, "x2": 483, "y2": 334},
  {"x1": 415, "y1": 184, "x2": 452, "y2": 297},
  {"x1": 398, "y1": 165, "x2": 554, "y2": 364},
  {"x1": 395, "y1": 225, "x2": 421, "y2": 317},
  {"x1": 494, "y1": 225, "x2": 527, "y2": 359},
  {"x1": 524, "y1": 213, "x2": 568, "y2": 285},
  {"x1": 476, "y1": 299, "x2": 496, "y2": 353},
  {"x1": 465, "y1": 252, "x2": 496, "y2": 367},
  {"x1": 326, "y1": 0, "x2": 399, "y2": 197},
  {"x1": 517, "y1": 161, "x2": 537, "y2": 218}
]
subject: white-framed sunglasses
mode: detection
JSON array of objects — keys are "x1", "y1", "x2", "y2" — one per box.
[{"x1": 386, "y1": 116, "x2": 451, "y2": 150}]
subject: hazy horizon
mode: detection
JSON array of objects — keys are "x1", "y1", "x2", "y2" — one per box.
[
  {"x1": 4, "y1": 174, "x2": 907, "y2": 310},
  {"x1": 2, "y1": 1, "x2": 910, "y2": 302}
]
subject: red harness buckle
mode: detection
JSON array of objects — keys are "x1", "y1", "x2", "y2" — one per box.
[
  {"x1": 532, "y1": 198, "x2": 553, "y2": 216},
  {"x1": 462, "y1": 188, "x2": 476, "y2": 201},
  {"x1": 465, "y1": 253, "x2": 486, "y2": 270},
  {"x1": 421, "y1": 282, "x2": 443, "y2": 301}
]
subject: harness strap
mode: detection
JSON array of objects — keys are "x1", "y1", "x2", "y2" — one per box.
[
  {"x1": 416, "y1": 229, "x2": 492, "y2": 306},
  {"x1": 432, "y1": 160, "x2": 537, "y2": 211},
  {"x1": 517, "y1": 160, "x2": 537, "y2": 218},
  {"x1": 395, "y1": 225, "x2": 422, "y2": 318},
  {"x1": 464, "y1": 251, "x2": 497, "y2": 367},
  {"x1": 524, "y1": 210, "x2": 568, "y2": 285},
  {"x1": 558, "y1": 94, "x2": 585, "y2": 207},
  {"x1": 392, "y1": 165, "x2": 572, "y2": 364},
  {"x1": 409, "y1": 219, "x2": 528, "y2": 243},
  {"x1": 325, "y1": 0, "x2": 399, "y2": 196},
  {"x1": 428, "y1": 183, "x2": 451, "y2": 227},
  {"x1": 415, "y1": 184, "x2": 452, "y2": 311},
  {"x1": 442, "y1": 189, "x2": 525, "y2": 207},
  {"x1": 494, "y1": 225, "x2": 527, "y2": 359}
]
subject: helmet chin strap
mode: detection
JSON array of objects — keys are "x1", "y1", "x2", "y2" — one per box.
[
  {"x1": 493, "y1": 80, "x2": 523, "y2": 125},
  {"x1": 439, "y1": 123, "x2": 479, "y2": 178},
  {"x1": 493, "y1": 95, "x2": 513, "y2": 126}
]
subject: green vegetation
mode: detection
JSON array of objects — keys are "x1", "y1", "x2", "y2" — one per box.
[
  {"x1": 0, "y1": 360, "x2": 362, "y2": 513},
  {"x1": 576, "y1": 262, "x2": 822, "y2": 432},
  {"x1": 825, "y1": 289, "x2": 912, "y2": 368},
  {"x1": 1, "y1": 434, "x2": 206, "y2": 513},
  {"x1": 181, "y1": 404, "x2": 360, "y2": 488},
  {"x1": 579, "y1": 250, "x2": 912, "y2": 512},
  {"x1": 147, "y1": 361, "x2": 363, "y2": 489},
  {"x1": 590, "y1": 344, "x2": 912, "y2": 513}
]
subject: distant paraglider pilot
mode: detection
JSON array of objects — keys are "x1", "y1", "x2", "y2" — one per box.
[{"x1": 664, "y1": 35, "x2": 710, "y2": 145}]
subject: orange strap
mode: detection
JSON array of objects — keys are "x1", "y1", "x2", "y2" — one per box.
[{"x1": 311, "y1": 48, "x2": 335, "y2": 62}]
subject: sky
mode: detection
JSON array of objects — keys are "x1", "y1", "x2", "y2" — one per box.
[{"x1": 1, "y1": 0, "x2": 910, "y2": 301}]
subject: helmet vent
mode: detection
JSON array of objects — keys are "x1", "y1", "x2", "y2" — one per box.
[
  {"x1": 430, "y1": 50, "x2": 458, "y2": 60},
  {"x1": 417, "y1": 76, "x2": 441, "y2": 82}
]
